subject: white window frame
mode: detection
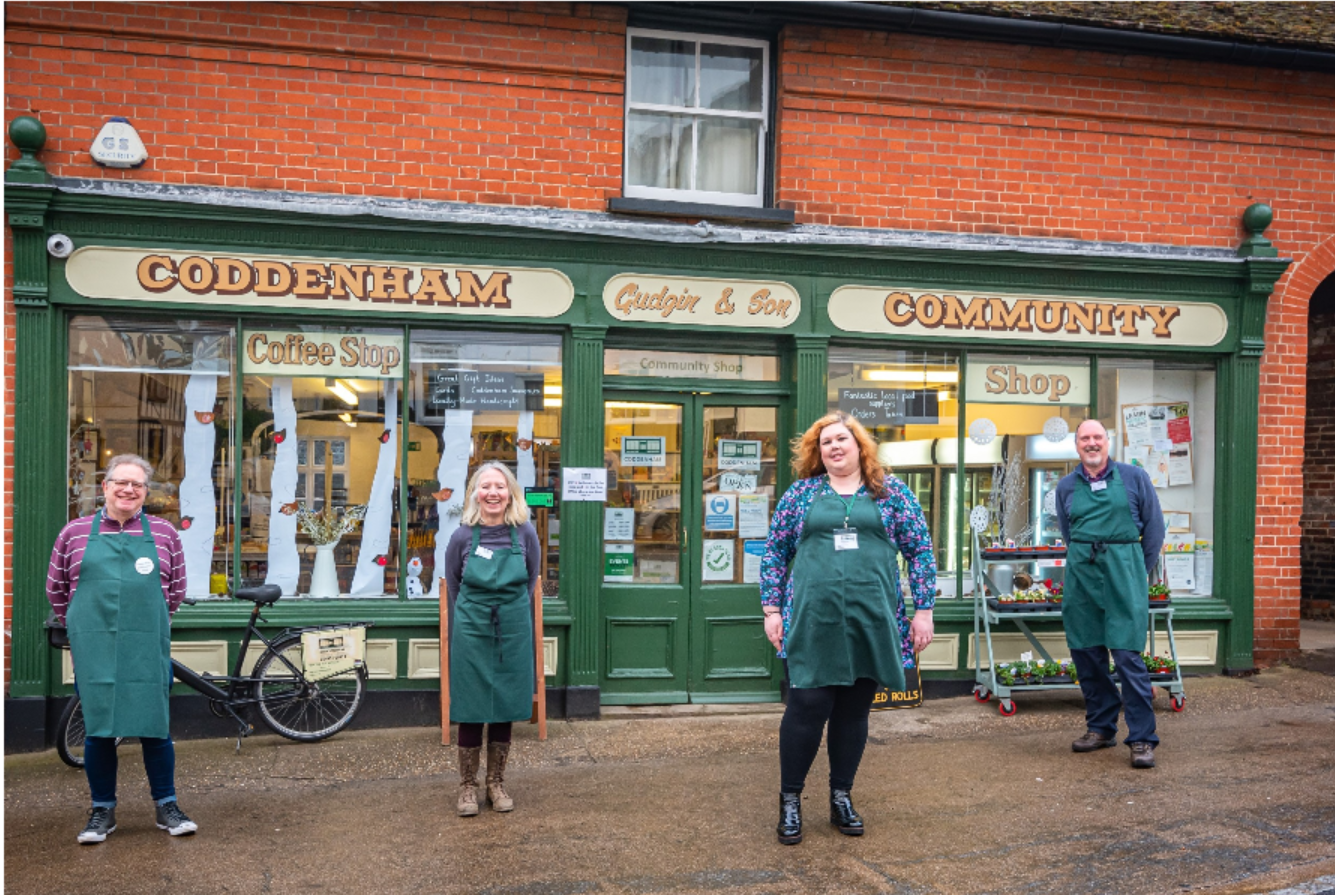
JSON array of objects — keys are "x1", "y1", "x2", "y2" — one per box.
[{"x1": 624, "y1": 28, "x2": 770, "y2": 208}]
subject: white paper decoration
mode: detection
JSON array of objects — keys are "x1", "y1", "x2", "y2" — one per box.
[
  {"x1": 969, "y1": 505, "x2": 991, "y2": 533},
  {"x1": 1043, "y1": 416, "x2": 1069, "y2": 443},
  {"x1": 969, "y1": 418, "x2": 997, "y2": 446},
  {"x1": 1043, "y1": 489, "x2": 1058, "y2": 516}
]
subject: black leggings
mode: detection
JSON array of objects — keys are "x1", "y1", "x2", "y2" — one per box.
[
  {"x1": 779, "y1": 677, "x2": 878, "y2": 794},
  {"x1": 457, "y1": 722, "x2": 512, "y2": 749}
]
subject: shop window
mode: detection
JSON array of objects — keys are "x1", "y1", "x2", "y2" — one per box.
[
  {"x1": 68, "y1": 316, "x2": 234, "y2": 599},
  {"x1": 624, "y1": 28, "x2": 769, "y2": 207},
  {"x1": 960, "y1": 355, "x2": 1091, "y2": 597},
  {"x1": 1098, "y1": 360, "x2": 1215, "y2": 597},
  {"x1": 407, "y1": 332, "x2": 562, "y2": 599},
  {"x1": 239, "y1": 326, "x2": 403, "y2": 598},
  {"x1": 827, "y1": 348, "x2": 960, "y2": 595}
]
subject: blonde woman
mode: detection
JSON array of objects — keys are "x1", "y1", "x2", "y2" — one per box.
[
  {"x1": 759, "y1": 412, "x2": 937, "y2": 844},
  {"x1": 444, "y1": 461, "x2": 540, "y2": 816}
]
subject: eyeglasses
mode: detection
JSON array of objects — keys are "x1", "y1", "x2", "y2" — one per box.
[{"x1": 106, "y1": 479, "x2": 149, "y2": 493}]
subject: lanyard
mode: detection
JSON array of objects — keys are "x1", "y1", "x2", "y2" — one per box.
[{"x1": 834, "y1": 490, "x2": 859, "y2": 528}]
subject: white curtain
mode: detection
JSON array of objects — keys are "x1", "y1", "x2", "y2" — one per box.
[
  {"x1": 264, "y1": 379, "x2": 300, "y2": 595},
  {"x1": 350, "y1": 379, "x2": 398, "y2": 596}
]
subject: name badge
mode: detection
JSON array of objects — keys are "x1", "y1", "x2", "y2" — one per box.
[
  {"x1": 134, "y1": 557, "x2": 155, "y2": 575},
  {"x1": 834, "y1": 529, "x2": 859, "y2": 551},
  {"x1": 475, "y1": 546, "x2": 493, "y2": 560},
  {"x1": 1090, "y1": 481, "x2": 1108, "y2": 492}
]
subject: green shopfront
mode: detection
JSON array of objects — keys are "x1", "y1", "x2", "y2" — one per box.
[{"x1": 5, "y1": 174, "x2": 1290, "y2": 743}]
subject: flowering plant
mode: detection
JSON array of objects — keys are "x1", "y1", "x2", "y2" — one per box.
[
  {"x1": 1043, "y1": 578, "x2": 1064, "y2": 599},
  {"x1": 994, "y1": 655, "x2": 1076, "y2": 686},
  {"x1": 295, "y1": 504, "x2": 367, "y2": 546},
  {"x1": 1148, "y1": 583, "x2": 1171, "y2": 600},
  {"x1": 1143, "y1": 653, "x2": 1178, "y2": 674}
]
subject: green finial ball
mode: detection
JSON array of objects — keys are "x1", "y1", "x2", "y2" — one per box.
[
  {"x1": 9, "y1": 115, "x2": 47, "y2": 154},
  {"x1": 1242, "y1": 203, "x2": 1273, "y2": 235}
]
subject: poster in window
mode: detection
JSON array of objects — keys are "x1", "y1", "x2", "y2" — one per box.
[{"x1": 1167, "y1": 402, "x2": 1192, "y2": 444}]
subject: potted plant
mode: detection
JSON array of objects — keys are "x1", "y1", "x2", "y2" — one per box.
[{"x1": 1148, "y1": 583, "x2": 1171, "y2": 603}]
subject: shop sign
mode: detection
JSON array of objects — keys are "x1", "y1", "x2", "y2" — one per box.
[
  {"x1": 828, "y1": 287, "x2": 1228, "y2": 347},
  {"x1": 64, "y1": 247, "x2": 575, "y2": 318},
  {"x1": 242, "y1": 329, "x2": 404, "y2": 378},
  {"x1": 717, "y1": 439, "x2": 762, "y2": 470},
  {"x1": 427, "y1": 370, "x2": 543, "y2": 411},
  {"x1": 621, "y1": 436, "x2": 666, "y2": 467},
  {"x1": 604, "y1": 349, "x2": 773, "y2": 380},
  {"x1": 965, "y1": 361, "x2": 1090, "y2": 405},
  {"x1": 603, "y1": 274, "x2": 800, "y2": 328}
]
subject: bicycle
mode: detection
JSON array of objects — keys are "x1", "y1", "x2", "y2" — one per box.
[{"x1": 50, "y1": 584, "x2": 373, "y2": 768}]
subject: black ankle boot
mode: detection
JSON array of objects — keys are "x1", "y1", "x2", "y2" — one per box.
[
  {"x1": 777, "y1": 793, "x2": 803, "y2": 845},
  {"x1": 830, "y1": 788, "x2": 864, "y2": 836}
]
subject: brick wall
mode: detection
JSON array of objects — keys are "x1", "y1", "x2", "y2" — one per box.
[{"x1": 4, "y1": 3, "x2": 1335, "y2": 682}]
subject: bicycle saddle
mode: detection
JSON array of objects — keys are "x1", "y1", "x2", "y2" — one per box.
[{"x1": 234, "y1": 584, "x2": 283, "y2": 605}]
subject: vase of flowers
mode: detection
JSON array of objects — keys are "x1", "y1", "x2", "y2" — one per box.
[{"x1": 296, "y1": 504, "x2": 367, "y2": 598}]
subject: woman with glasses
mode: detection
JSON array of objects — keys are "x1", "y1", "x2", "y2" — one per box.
[
  {"x1": 46, "y1": 454, "x2": 196, "y2": 844},
  {"x1": 443, "y1": 461, "x2": 541, "y2": 817},
  {"x1": 759, "y1": 412, "x2": 937, "y2": 845}
]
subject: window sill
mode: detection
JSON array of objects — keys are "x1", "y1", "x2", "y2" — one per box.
[{"x1": 608, "y1": 197, "x2": 795, "y2": 226}]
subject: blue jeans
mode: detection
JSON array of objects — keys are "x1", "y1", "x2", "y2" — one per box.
[
  {"x1": 85, "y1": 736, "x2": 177, "y2": 808},
  {"x1": 1070, "y1": 646, "x2": 1159, "y2": 746}
]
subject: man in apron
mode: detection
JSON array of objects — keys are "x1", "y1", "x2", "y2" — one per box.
[
  {"x1": 1055, "y1": 421, "x2": 1165, "y2": 769},
  {"x1": 47, "y1": 454, "x2": 196, "y2": 843}
]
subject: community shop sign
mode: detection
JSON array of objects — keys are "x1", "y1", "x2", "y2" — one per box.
[
  {"x1": 603, "y1": 274, "x2": 800, "y2": 328},
  {"x1": 64, "y1": 247, "x2": 575, "y2": 317},
  {"x1": 827, "y1": 287, "x2": 1228, "y2": 347}
]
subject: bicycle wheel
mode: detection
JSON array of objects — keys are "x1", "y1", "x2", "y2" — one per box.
[
  {"x1": 56, "y1": 695, "x2": 88, "y2": 767},
  {"x1": 252, "y1": 636, "x2": 367, "y2": 742}
]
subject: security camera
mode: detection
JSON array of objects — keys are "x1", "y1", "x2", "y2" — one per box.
[{"x1": 47, "y1": 234, "x2": 73, "y2": 258}]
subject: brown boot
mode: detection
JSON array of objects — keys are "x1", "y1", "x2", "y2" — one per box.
[
  {"x1": 485, "y1": 742, "x2": 514, "y2": 812},
  {"x1": 456, "y1": 746, "x2": 481, "y2": 817}
]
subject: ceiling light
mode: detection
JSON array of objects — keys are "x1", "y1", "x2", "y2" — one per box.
[
  {"x1": 544, "y1": 385, "x2": 562, "y2": 396},
  {"x1": 326, "y1": 378, "x2": 357, "y2": 405},
  {"x1": 338, "y1": 412, "x2": 357, "y2": 428},
  {"x1": 862, "y1": 370, "x2": 959, "y2": 385}
]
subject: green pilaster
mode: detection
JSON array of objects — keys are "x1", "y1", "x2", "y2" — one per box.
[
  {"x1": 560, "y1": 324, "x2": 606, "y2": 693},
  {"x1": 791, "y1": 334, "x2": 829, "y2": 433},
  {"x1": 1216, "y1": 253, "x2": 1289, "y2": 672}
]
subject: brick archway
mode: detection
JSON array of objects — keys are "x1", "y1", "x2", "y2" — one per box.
[{"x1": 1300, "y1": 245, "x2": 1335, "y2": 622}]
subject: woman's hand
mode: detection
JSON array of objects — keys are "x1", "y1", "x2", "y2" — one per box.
[
  {"x1": 909, "y1": 608, "x2": 934, "y2": 653},
  {"x1": 764, "y1": 612, "x2": 784, "y2": 650}
]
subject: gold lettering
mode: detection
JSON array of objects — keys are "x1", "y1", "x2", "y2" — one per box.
[
  {"x1": 213, "y1": 257, "x2": 253, "y2": 295},
  {"x1": 884, "y1": 292, "x2": 914, "y2": 325},
  {"x1": 985, "y1": 365, "x2": 1007, "y2": 394},
  {"x1": 1052, "y1": 374, "x2": 1071, "y2": 401},
  {"x1": 988, "y1": 298, "x2": 1033, "y2": 331},
  {"x1": 137, "y1": 255, "x2": 177, "y2": 293},
  {"x1": 253, "y1": 261, "x2": 293, "y2": 297},
  {"x1": 411, "y1": 268, "x2": 455, "y2": 305},
  {"x1": 176, "y1": 257, "x2": 216, "y2": 295},
  {"x1": 368, "y1": 266, "x2": 414, "y2": 303},
  {"x1": 1113, "y1": 304, "x2": 1147, "y2": 336},
  {"x1": 246, "y1": 332, "x2": 268, "y2": 365},
  {"x1": 614, "y1": 283, "x2": 637, "y2": 315},
  {"x1": 917, "y1": 294, "x2": 944, "y2": 327},
  {"x1": 328, "y1": 264, "x2": 368, "y2": 301},
  {"x1": 291, "y1": 263, "x2": 329, "y2": 300},
  {"x1": 1064, "y1": 302, "x2": 1101, "y2": 335},
  {"x1": 1031, "y1": 300, "x2": 1065, "y2": 334},
  {"x1": 457, "y1": 271, "x2": 512, "y2": 307},
  {"x1": 943, "y1": 295, "x2": 989, "y2": 329},
  {"x1": 1144, "y1": 305, "x2": 1182, "y2": 338}
]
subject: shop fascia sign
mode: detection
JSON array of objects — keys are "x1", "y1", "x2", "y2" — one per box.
[
  {"x1": 965, "y1": 360, "x2": 1090, "y2": 405},
  {"x1": 242, "y1": 329, "x2": 404, "y2": 379},
  {"x1": 64, "y1": 247, "x2": 574, "y2": 318},
  {"x1": 603, "y1": 274, "x2": 800, "y2": 328},
  {"x1": 827, "y1": 286, "x2": 1228, "y2": 347}
]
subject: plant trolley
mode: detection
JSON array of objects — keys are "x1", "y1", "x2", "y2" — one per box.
[{"x1": 970, "y1": 533, "x2": 1185, "y2": 716}]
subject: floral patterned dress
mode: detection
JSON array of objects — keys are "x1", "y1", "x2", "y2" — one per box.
[{"x1": 760, "y1": 474, "x2": 937, "y2": 667}]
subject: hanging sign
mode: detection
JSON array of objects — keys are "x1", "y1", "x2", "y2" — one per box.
[
  {"x1": 828, "y1": 287, "x2": 1228, "y2": 347},
  {"x1": 65, "y1": 247, "x2": 575, "y2": 318},
  {"x1": 603, "y1": 274, "x2": 800, "y2": 328},
  {"x1": 717, "y1": 440, "x2": 762, "y2": 470},
  {"x1": 621, "y1": 436, "x2": 667, "y2": 467},
  {"x1": 965, "y1": 361, "x2": 1090, "y2": 405},
  {"x1": 241, "y1": 330, "x2": 404, "y2": 378},
  {"x1": 427, "y1": 370, "x2": 544, "y2": 411}
]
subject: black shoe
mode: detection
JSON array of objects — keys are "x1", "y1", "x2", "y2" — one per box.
[
  {"x1": 777, "y1": 793, "x2": 802, "y2": 845},
  {"x1": 77, "y1": 806, "x2": 116, "y2": 844},
  {"x1": 155, "y1": 801, "x2": 198, "y2": 836},
  {"x1": 1129, "y1": 742, "x2": 1156, "y2": 769},
  {"x1": 830, "y1": 789, "x2": 864, "y2": 836}
]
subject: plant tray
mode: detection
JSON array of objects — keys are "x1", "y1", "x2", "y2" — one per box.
[
  {"x1": 987, "y1": 598, "x2": 1063, "y2": 613},
  {"x1": 980, "y1": 547, "x2": 1068, "y2": 561}
]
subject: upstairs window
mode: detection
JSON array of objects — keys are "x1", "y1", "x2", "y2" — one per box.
[{"x1": 624, "y1": 29, "x2": 769, "y2": 207}]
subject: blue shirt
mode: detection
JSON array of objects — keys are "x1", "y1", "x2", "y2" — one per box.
[{"x1": 1054, "y1": 461, "x2": 1164, "y2": 575}]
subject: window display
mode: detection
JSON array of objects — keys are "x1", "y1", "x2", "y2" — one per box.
[
  {"x1": 407, "y1": 331, "x2": 562, "y2": 599},
  {"x1": 67, "y1": 316, "x2": 234, "y2": 598}
]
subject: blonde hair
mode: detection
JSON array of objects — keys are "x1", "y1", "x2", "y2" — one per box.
[
  {"x1": 790, "y1": 411, "x2": 888, "y2": 498},
  {"x1": 460, "y1": 461, "x2": 530, "y2": 527}
]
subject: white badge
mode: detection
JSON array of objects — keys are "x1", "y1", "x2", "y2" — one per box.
[
  {"x1": 834, "y1": 530, "x2": 859, "y2": 551},
  {"x1": 1090, "y1": 481, "x2": 1108, "y2": 492},
  {"x1": 134, "y1": 557, "x2": 155, "y2": 575},
  {"x1": 475, "y1": 546, "x2": 494, "y2": 560}
]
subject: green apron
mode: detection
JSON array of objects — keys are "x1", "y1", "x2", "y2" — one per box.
[
  {"x1": 786, "y1": 490, "x2": 906, "y2": 692},
  {"x1": 66, "y1": 511, "x2": 172, "y2": 739},
  {"x1": 1063, "y1": 466, "x2": 1149, "y2": 651},
  {"x1": 449, "y1": 526, "x2": 535, "y2": 724}
]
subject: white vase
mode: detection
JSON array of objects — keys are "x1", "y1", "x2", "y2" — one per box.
[{"x1": 309, "y1": 541, "x2": 341, "y2": 597}]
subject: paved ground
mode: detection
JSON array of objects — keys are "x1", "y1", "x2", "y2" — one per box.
[{"x1": 6, "y1": 655, "x2": 1335, "y2": 895}]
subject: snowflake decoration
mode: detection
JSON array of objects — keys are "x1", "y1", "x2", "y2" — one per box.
[
  {"x1": 1043, "y1": 416, "x2": 1069, "y2": 443},
  {"x1": 969, "y1": 505, "x2": 991, "y2": 533},
  {"x1": 1043, "y1": 489, "x2": 1058, "y2": 516},
  {"x1": 969, "y1": 418, "x2": 997, "y2": 446}
]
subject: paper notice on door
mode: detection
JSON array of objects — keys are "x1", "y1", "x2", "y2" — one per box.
[
  {"x1": 1148, "y1": 405, "x2": 1170, "y2": 444},
  {"x1": 702, "y1": 539, "x2": 735, "y2": 581},
  {"x1": 1123, "y1": 405, "x2": 1152, "y2": 448},
  {"x1": 1164, "y1": 553, "x2": 1195, "y2": 591},
  {"x1": 563, "y1": 467, "x2": 608, "y2": 501},
  {"x1": 1167, "y1": 402, "x2": 1192, "y2": 444},
  {"x1": 742, "y1": 539, "x2": 766, "y2": 584},
  {"x1": 1194, "y1": 549, "x2": 1213, "y2": 595},
  {"x1": 737, "y1": 494, "x2": 770, "y2": 538},
  {"x1": 604, "y1": 507, "x2": 635, "y2": 541},
  {"x1": 603, "y1": 544, "x2": 634, "y2": 582},
  {"x1": 704, "y1": 494, "x2": 737, "y2": 532}
]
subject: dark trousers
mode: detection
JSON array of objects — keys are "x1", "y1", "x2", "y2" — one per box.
[
  {"x1": 779, "y1": 676, "x2": 878, "y2": 794},
  {"x1": 456, "y1": 722, "x2": 512, "y2": 749},
  {"x1": 85, "y1": 736, "x2": 177, "y2": 807},
  {"x1": 1070, "y1": 646, "x2": 1159, "y2": 746}
]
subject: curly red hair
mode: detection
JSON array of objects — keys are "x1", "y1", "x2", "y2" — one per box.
[{"x1": 790, "y1": 411, "x2": 888, "y2": 498}]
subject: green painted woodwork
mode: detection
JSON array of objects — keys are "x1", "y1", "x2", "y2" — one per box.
[
  {"x1": 6, "y1": 116, "x2": 51, "y2": 186},
  {"x1": 790, "y1": 335, "x2": 829, "y2": 436},
  {"x1": 1238, "y1": 203, "x2": 1277, "y2": 259},
  {"x1": 561, "y1": 324, "x2": 607, "y2": 689}
]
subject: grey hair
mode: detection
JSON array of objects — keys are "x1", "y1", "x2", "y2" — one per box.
[
  {"x1": 105, "y1": 453, "x2": 154, "y2": 482},
  {"x1": 1075, "y1": 419, "x2": 1108, "y2": 437}
]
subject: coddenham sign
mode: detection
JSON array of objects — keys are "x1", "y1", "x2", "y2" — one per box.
[
  {"x1": 64, "y1": 247, "x2": 575, "y2": 317},
  {"x1": 827, "y1": 287, "x2": 1228, "y2": 347}
]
